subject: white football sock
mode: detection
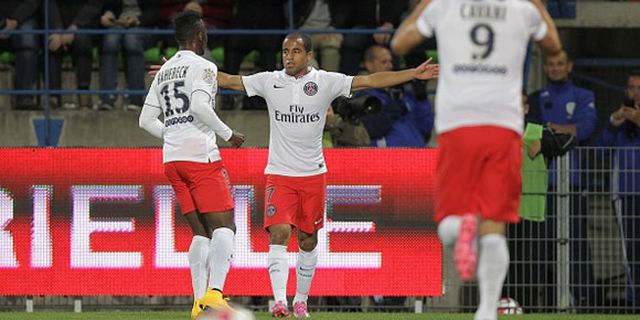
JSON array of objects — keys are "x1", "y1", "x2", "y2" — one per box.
[
  {"x1": 268, "y1": 244, "x2": 289, "y2": 304},
  {"x1": 474, "y1": 234, "x2": 509, "y2": 320},
  {"x1": 438, "y1": 215, "x2": 462, "y2": 246},
  {"x1": 208, "y1": 227, "x2": 235, "y2": 292},
  {"x1": 188, "y1": 235, "x2": 210, "y2": 300},
  {"x1": 294, "y1": 247, "x2": 318, "y2": 304}
]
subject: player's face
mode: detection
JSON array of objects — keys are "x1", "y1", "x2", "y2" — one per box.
[
  {"x1": 544, "y1": 52, "x2": 572, "y2": 82},
  {"x1": 282, "y1": 37, "x2": 311, "y2": 77},
  {"x1": 627, "y1": 76, "x2": 640, "y2": 103},
  {"x1": 365, "y1": 48, "x2": 393, "y2": 74}
]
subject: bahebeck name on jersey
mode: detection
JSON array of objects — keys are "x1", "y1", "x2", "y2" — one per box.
[
  {"x1": 274, "y1": 105, "x2": 321, "y2": 124},
  {"x1": 156, "y1": 65, "x2": 189, "y2": 83}
]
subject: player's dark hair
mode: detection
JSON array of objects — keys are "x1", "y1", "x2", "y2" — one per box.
[
  {"x1": 284, "y1": 32, "x2": 313, "y2": 52},
  {"x1": 173, "y1": 10, "x2": 203, "y2": 46}
]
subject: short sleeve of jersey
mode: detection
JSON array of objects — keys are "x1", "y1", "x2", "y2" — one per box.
[
  {"x1": 323, "y1": 71, "x2": 354, "y2": 99},
  {"x1": 416, "y1": 0, "x2": 444, "y2": 38},
  {"x1": 522, "y1": 2, "x2": 547, "y2": 41},
  {"x1": 191, "y1": 62, "x2": 218, "y2": 101},
  {"x1": 143, "y1": 77, "x2": 161, "y2": 109},
  {"x1": 242, "y1": 72, "x2": 273, "y2": 97}
]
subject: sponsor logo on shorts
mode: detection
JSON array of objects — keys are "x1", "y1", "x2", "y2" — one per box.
[{"x1": 267, "y1": 204, "x2": 277, "y2": 217}]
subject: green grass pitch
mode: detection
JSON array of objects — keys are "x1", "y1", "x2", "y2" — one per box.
[{"x1": 0, "y1": 312, "x2": 637, "y2": 320}]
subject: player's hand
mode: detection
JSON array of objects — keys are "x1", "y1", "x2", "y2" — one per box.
[
  {"x1": 414, "y1": 58, "x2": 439, "y2": 80},
  {"x1": 227, "y1": 131, "x2": 246, "y2": 148},
  {"x1": 148, "y1": 56, "x2": 167, "y2": 79}
]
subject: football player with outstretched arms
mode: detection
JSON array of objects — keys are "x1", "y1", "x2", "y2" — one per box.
[{"x1": 390, "y1": 1, "x2": 561, "y2": 320}]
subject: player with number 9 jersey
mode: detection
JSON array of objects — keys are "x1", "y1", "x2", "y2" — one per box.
[{"x1": 392, "y1": 1, "x2": 561, "y2": 320}]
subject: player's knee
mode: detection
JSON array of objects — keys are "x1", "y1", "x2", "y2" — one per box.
[
  {"x1": 438, "y1": 216, "x2": 462, "y2": 246},
  {"x1": 268, "y1": 229, "x2": 291, "y2": 245},
  {"x1": 299, "y1": 238, "x2": 317, "y2": 252}
]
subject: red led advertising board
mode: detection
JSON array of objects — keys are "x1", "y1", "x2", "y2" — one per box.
[{"x1": 0, "y1": 148, "x2": 441, "y2": 296}]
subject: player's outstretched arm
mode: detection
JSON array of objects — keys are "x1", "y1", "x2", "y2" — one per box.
[
  {"x1": 390, "y1": 0, "x2": 431, "y2": 55},
  {"x1": 217, "y1": 72, "x2": 246, "y2": 92},
  {"x1": 530, "y1": 0, "x2": 562, "y2": 55},
  {"x1": 351, "y1": 58, "x2": 438, "y2": 92}
]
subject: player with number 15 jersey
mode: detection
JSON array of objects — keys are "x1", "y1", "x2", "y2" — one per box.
[{"x1": 139, "y1": 11, "x2": 245, "y2": 319}]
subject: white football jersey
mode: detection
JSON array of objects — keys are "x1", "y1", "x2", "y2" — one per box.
[
  {"x1": 242, "y1": 67, "x2": 353, "y2": 177},
  {"x1": 417, "y1": 0, "x2": 547, "y2": 135},
  {"x1": 143, "y1": 50, "x2": 229, "y2": 163}
]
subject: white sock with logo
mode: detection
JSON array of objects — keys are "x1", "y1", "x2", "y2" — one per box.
[
  {"x1": 208, "y1": 227, "x2": 235, "y2": 292},
  {"x1": 268, "y1": 244, "x2": 289, "y2": 304},
  {"x1": 474, "y1": 234, "x2": 509, "y2": 320},
  {"x1": 294, "y1": 247, "x2": 318, "y2": 304},
  {"x1": 188, "y1": 235, "x2": 210, "y2": 300}
]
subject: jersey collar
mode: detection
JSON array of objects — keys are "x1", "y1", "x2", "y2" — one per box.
[{"x1": 281, "y1": 66, "x2": 316, "y2": 82}]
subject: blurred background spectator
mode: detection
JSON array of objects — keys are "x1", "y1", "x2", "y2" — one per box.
[
  {"x1": 1, "y1": 1, "x2": 40, "y2": 110},
  {"x1": 526, "y1": 50, "x2": 598, "y2": 308},
  {"x1": 294, "y1": 0, "x2": 341, "y2": 72},
  {"x1": 98, "y1": 0, "x2": 159, "y2": 111},
  {"x1": 357, "y1": 45, "x2": 433, "y2": 147},
  {"x1": 48, "y1": 0, "x2": 103, "y2": 110},
  {"x1": 221, "y1": 0, "x2": 286, "y2": 110},
  {"x1": 332, "y1": 0, "x2": 406, "y2": 76},
  {"x1": 159, "y1": 0, "x2": 233, "y2": 59},
  {"x1": 595, "y1": 70, "x2": 640, "y2": 308}
]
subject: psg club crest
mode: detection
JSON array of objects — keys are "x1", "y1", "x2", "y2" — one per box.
[
  {"x1": 303, "y1": 81, "x2": 318, "y2": 96},
  {"x1": 266, "y1": 204, "x2": 277, "y2": 217}
]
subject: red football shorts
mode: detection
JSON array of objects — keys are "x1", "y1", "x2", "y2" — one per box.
[
  {"x1": 435, "y1": 126, "x2": 522, "y2": 223},
  {"x1": 164, "y1": 160, "x2": 234, "y2": 215},
  {"x1": 263, "y1": 173, "x2": 327, "y2": 234}
]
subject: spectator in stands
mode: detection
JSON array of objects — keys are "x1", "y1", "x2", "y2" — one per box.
[
  {"x1": 0, "y1": 1, "x2": 40, "y2": 110},
  {"x1": 48, "y1": 0, "x2": 103, "y2": 110},
  {"x1": 158, "y1": 0, "x2": 233, "y2": 60},
  {"x1": 98, "y1": 0, "x2": 159, "y2": 111},
  {"x1": 357, "y1": 45, "x2": 433, "y2": 147},
  {"x1": 333, "y1": 0, "x2": 406, "y2": 76},
  {"x1": 526, "y1": 50, "x2": 598, "y2": 307},
  {"x1": 295, "y1": 0, "x2": 342, "y2": 72},
  {"x1": 221, "y1": 0, "x2": 286, "y2": 110},
  {"x1": 595, "y1": 70, "x2": 640, "y2": 308}
]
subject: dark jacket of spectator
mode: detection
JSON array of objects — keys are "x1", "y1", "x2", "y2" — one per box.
[
  {"x1": 103, "y1": 0, "x2": 160, "y2": 28},
  {"x1": 2, "y1": 0, "x2": 40, "y2": 22},
  {"x1": 330, "y1": 0, "x2": 406, "y2": 29},
  {"x1": 49, "y1": 1, "x2": 103, "y2": 29}
]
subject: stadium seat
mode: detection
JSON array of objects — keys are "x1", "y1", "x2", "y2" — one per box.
[{"x1": 0, "y1": 52, "x2": 14, "y2": 64}]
